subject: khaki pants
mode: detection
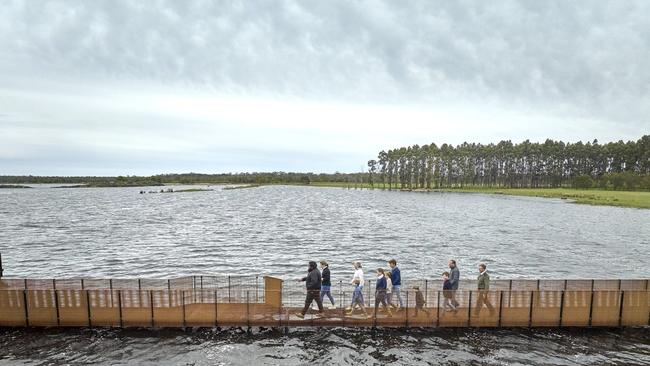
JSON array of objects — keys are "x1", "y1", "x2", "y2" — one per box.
[{"x1": 475, "y1": 290, "x2": 494, "y2": 315}]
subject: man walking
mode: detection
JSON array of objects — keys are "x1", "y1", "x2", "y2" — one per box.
[
  {"x1": 475, "y1": 263, "x2": 495, "y2": 316},
  {"x1": 388, "y1": 259, "x2": 403, "y2": 310},
  {"x1": 296, "y1": 261, "x2": 324, "y2": 319},
  {"x1": 448, "y1": 259, "x2": 460, "y2": 309}
]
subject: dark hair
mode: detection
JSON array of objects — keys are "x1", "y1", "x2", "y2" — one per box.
[
  {"x1": 320, "y1": 261, "x2": 328, "y2": 266},
  {"x1": 377, "y1": 268, "x2": 385, "y2": 274},
  {"x1": 449, "y1": 259, "x2": 456, "y2": 265},
  {"x1": 388, "y1": 259, "x2": 397, "y2": 265},
  {"x1": 442, "y1": 271, "x2": 450, "y2": 276},
  {"x1": 479, "y1": 263, "x2": 487, "y2": 270}
]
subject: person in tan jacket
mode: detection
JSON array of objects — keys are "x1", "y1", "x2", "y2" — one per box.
[{"x1": 475, "y1": 263, "x2": 495, "y2": 317}]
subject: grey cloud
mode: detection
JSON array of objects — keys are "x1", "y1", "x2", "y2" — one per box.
[{"x1": 1, "y1": 0, "x2": 649, "y2": 124}]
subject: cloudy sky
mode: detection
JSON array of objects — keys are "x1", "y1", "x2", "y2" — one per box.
[{"x1": 1, "y1": 0, "x2": 648, "y2": 175}]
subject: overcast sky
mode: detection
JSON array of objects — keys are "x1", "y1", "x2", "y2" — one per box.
[{"x1": 1, "y1": 0, "x2": 648, "y2": 175}]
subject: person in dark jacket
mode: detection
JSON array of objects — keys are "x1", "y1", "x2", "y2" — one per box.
[
  {"x1": 413, "y1": 286, "x2": 430, "y2": 317},
  {"x1": 374, "y1": 268, "x2": 393, "y2": 317},
  {"x1": 319, "y1": 261, "x2": 335, "y2": 308},
  {"x1": 474, "y1": 263, "x2": 495, "y2": 316},
  {"x1": 388, "y1": 259, "x2": 403, "y2": 310},
  {"x1": 296, "y1": 261, "x2": 324, "y2": 318},
  {"x1": 442, "y1": 271, "x2": 456, "y2": 312},
  {"x1": 448, "y1": 259, "x2": 460, "y2": 309}
]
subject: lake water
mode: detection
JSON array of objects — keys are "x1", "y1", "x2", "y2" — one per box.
[{"x1": 0, "y1": 185, "x2": 649, "y2": 365}]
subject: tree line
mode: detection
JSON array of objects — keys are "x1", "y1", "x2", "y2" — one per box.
[
  {"x1": 0, "y1": 172, "x2": 366, "y2": 187},
  {"x1": 367, "y1": 135, "x2": 650, "y2": 191}
]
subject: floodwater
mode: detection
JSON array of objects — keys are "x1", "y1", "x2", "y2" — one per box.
[{"x1": 0, "y1": 185, "x2": 649, "y2": 365}]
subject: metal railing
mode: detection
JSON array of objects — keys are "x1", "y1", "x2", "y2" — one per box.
[{"x1": 0, "y1": 277, "x2": 648, "y2": 329}]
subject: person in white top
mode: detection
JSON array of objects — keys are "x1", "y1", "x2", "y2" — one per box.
[
  {"x1": 346, "y1": 261, "x2": 368, "y2": 317},
  {"x1": 385, "y1": 271, "x2": 393, "y2": 305}
]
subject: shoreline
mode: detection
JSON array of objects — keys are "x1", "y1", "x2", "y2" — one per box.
[{"x1": 307, "y1": 182, "x2": 650, "y2": 209}]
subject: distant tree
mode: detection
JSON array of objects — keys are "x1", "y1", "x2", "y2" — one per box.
[
  {"x1": 572, "y1": 175, "x2": 593, "y2": 189},
  {"x1": 367, "y1": 159, "x2": 377, "y2": 188}
]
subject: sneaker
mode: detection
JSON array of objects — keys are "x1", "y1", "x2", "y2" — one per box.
[
  {"x1": 345, "y1": 311, "x2": 354, "y2": 316},
  {"x1": 328, "y1": 305, "x2": 337, "y2": 310},
  {"x1": 295, "y1": 313, "x2": 305, "y2": 319}
]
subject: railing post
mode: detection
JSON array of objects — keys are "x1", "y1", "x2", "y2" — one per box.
[
  {"x1": 0, "y1": 252, "x2": 4, "y2": 278},
  {"x1": 559, "y1": 290, "x2": 565, "y2": 327},
  {"x1": 215, "y1": 289, "x2": 218, "y2": 328},
  {"x1": 23, "y1": 289, "x2": 29, "y2": 326},
  {"x1": 498, "y1": 291, "x2": 504, "y2": 327},
  {"x1": 436, "y1": 291, "x2": 440, "y2": 327},
  {"x1": 81, "y1": 279, "x2": 85, "y2": 290},
  {"x1": 255, "y1": 275, "x2": 259, "y2": 303},
  {"x1": 52, "y1": 279, "x2": 60, "y2": 326},
  {"x1": 167, "y1": 279, "x2": 172, "y2": 308},
  {"x1": 86, "y1": 290, "x2": 92, "y2": 328},
  {"x1": 467, "y1": 291, "x2": 472, "y2": 327},
  {"x1": 647, "y1": 280, "x2": 650, "y2": 326},
  {"x1": 54, "y1": 289, "x2": 61, "y2": 326},
  {"x1": 138, "y1": 279, "x2": 142, "y2": 308},
  {"x1": 246, "y1": 290, "x2": 251, "y2": 329},
  {"x1": 405, "y1": 290, "x2": 409, "y2": 328},
  {"x1": 150, "y1": 290, "x2": 154, "y2": 328},
  {"x1": 618, "y1": 291, "x2": 625, "y2": 327},
  {"x1": 110, "y1": 279, "x2": 114, "y2": 307},
  {"x1": 201, "y1": 276, "x2": 204, "y2": 303},
  {"x1": 181, "y1": 290, "x2": 186, "y2": 328},
  {"x1": 118, "y1": 290, "x2": 123, "y2": 328},
  {"x1": 508, "y1": 280, "x2": 512, "y2": 307},
  {"x1": 228, "y1": 276, "x2": 231, "y2": 303},
  {"x1": 528, "y1": 291, "x2": 534, "y2": 328},
  {"x1": 588, "y1": 280, "x2": 595, "y2": 327}
]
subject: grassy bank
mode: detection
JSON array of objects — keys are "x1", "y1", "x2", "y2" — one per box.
[{"x1": 308, "y1": 182, "x2": 650, "y2": 209}]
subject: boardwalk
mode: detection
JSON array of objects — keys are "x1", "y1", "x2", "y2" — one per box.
[{"x1": 0, "y1": 276, "x2": 648, "y2": 328}]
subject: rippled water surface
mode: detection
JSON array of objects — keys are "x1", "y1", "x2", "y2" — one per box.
[{"x1": 0, "y1": 185, "x2": 648, "y2": 365}]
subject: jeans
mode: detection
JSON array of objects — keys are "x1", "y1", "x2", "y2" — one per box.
[
  {"x1": 392, "y1": 285, "x2": 404, "y2": 307},
  {"x1": 320, "y1": 285, "x2": 335, "y2": 306},
  {"x1": 351, "y1": 285, "x2": 365, "y2": 307},
  {"x1": 375, "y1": 290, "x2": 389, "y2": 309}
]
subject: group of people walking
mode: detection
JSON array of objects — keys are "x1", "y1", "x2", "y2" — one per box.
[{"x1": 296, "y1": 259, "x2": 495, "y2": 319}]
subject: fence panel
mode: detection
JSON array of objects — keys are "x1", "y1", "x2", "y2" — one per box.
[
  {"x1": 591, "y1": 290, "x2": 621, "y2": 326},
  {"x1": 57, "y1": 289, "x2": 89, "y2": 326},
  {"x1": 88, "y1": 289, "x2": 120, "y2": 326},
  {"x1": 439, "y1": 290, "x2": 470, "y2": 327},
  {"x1": 470, "y1": 290, "x2": 500, "y2": 327},
  {"x1": 152, "y1": 290, "x2": 183, "y2": 327},
  {"x1": 0, "y1": 290, "x2": 26, "y2": 326},
  {"x1": 500, "y1": 290, "x2": 532, "y2": 327},
  {"x1": 531, "y1": 290, "x2": 562, "y2": 326},
  {"x1": 120, "y1": 289, "x2": 152, "y2": 327},
  {"x1": 26, "y1": 289, "x2": 58, "y2": 326},
  {"x1": 184, "y1": 290, "x2": 216, "y2": 327},
  {"x1": 561, "y1": 291, "x2": 591, "y2": 326},
  {"x1": 621, "y1": 290, "x2": 649, "y2": 326}
]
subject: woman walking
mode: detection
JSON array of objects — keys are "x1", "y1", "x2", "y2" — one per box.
[{"x1": 319, "y1": 261, "x2": 336, "y2": 309}]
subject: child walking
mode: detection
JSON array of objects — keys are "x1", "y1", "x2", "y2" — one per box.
[
  {"x1": 374, "y1": 268, "x2": 393, "y2": 317},
  {"x1": 442, "y1": 271, "x2": 457, "y2": 312},
  {"x1": 413, "y1": 286, "x2": 430, "y2": 317}
]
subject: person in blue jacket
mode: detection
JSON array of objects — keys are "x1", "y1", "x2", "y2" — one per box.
[{"x1": 388, "y1": 259, "x2": 403, "y2": 310}]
